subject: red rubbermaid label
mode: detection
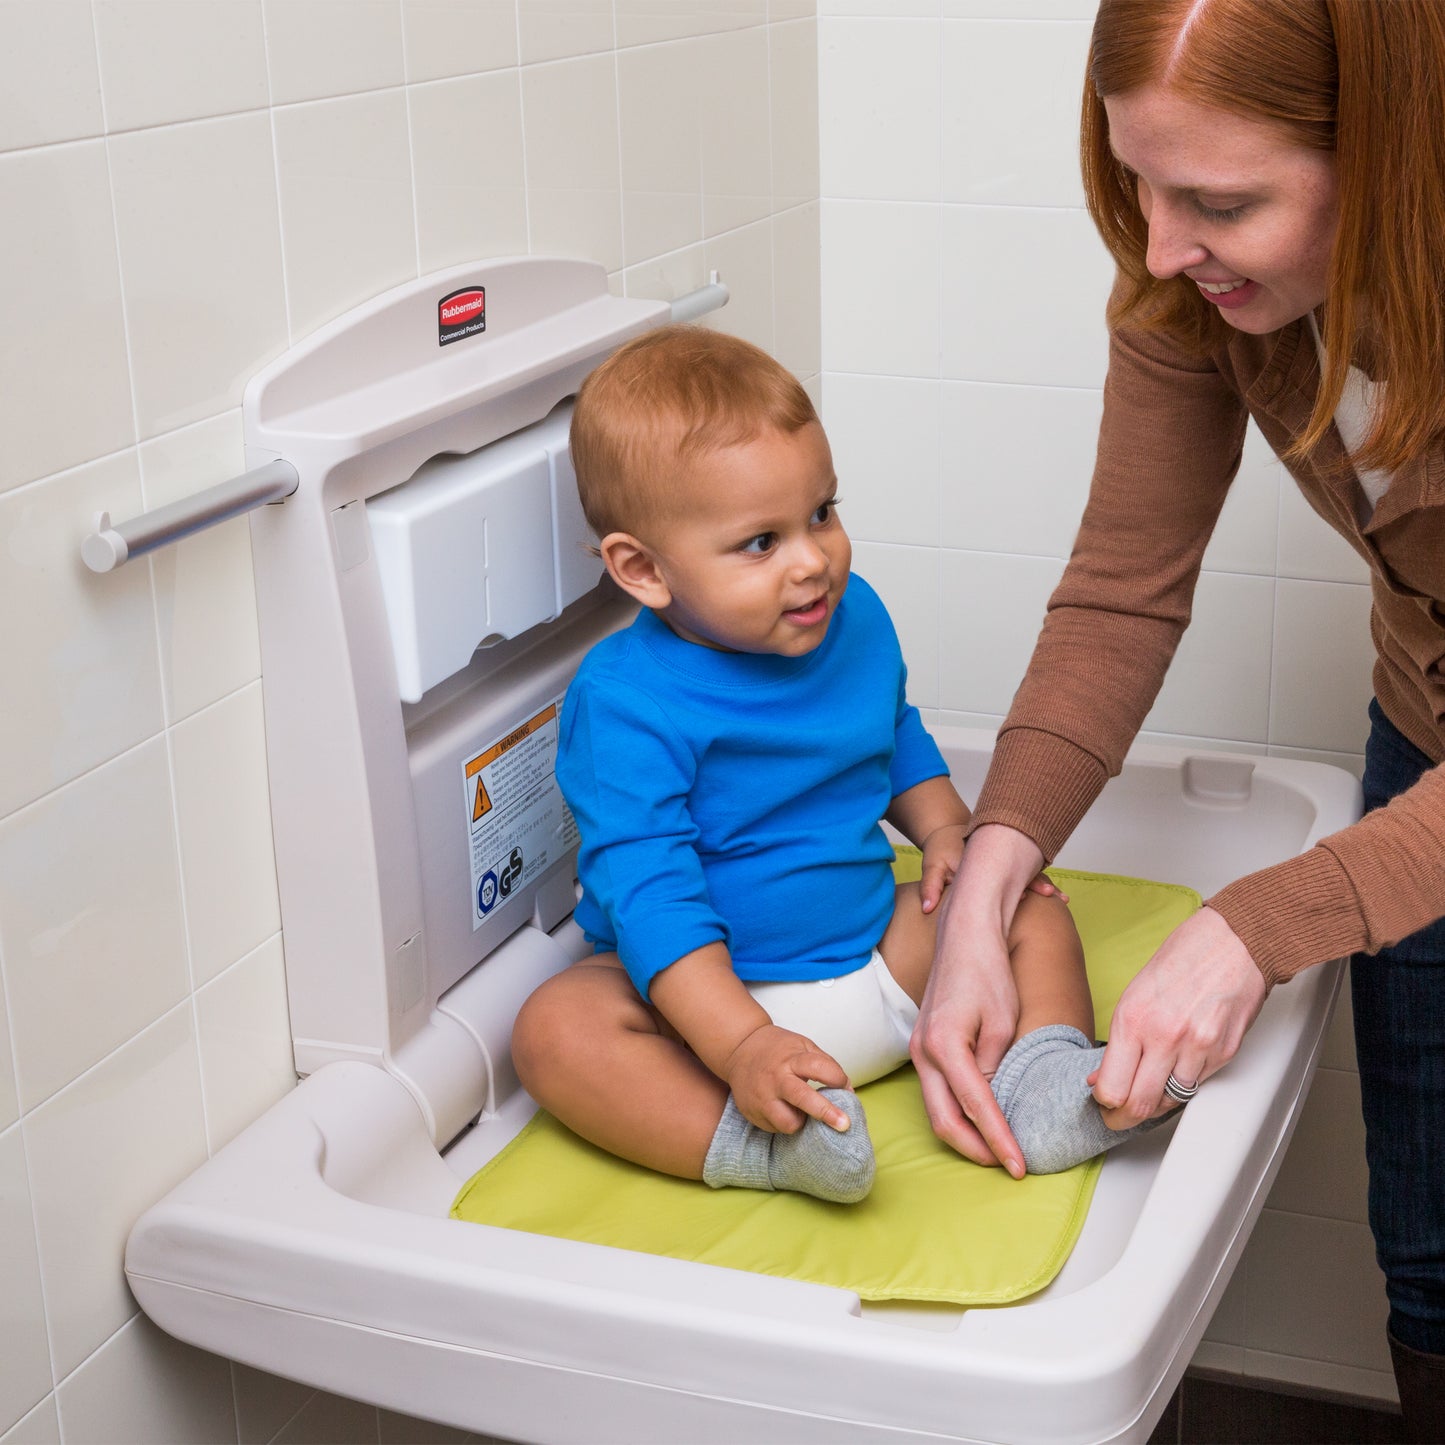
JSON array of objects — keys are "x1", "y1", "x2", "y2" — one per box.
[{"x1": 438, "y1": 286, "x2": 486, "y2": 346}]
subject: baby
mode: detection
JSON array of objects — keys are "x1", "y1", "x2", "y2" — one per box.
[{"x1": 512, "y1": 325, "x2": 1154, "y2": 1202}]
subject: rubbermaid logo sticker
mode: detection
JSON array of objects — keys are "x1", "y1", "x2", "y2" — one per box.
[{"x1": 438, "y1": 286, "x2": 486, "y2": 346}]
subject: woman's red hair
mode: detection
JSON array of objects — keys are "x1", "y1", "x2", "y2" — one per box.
[{"x1": 1082, "y1": 0, "x2": 1445, "y2": 473}]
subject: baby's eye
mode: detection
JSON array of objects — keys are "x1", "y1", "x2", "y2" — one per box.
[
  {"x1": 811, "y1": 498, "x2": 840, "y2": 526},
  {"x1": 740, "y1": 532, "x2": 777, "y2": 555}
]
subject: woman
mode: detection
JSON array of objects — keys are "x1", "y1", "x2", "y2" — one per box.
[{"x1": 913, "y1": 2, "x2": 1445, "y2": 1433}]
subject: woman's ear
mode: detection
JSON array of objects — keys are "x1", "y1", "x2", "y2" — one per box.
[{"x1": 598, "y1": 532, "x2": 671, "y2": 609}]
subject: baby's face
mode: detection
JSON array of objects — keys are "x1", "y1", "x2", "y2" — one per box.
[{"x1": 646, "y1": 421, "x2": 851, "y2": 656}]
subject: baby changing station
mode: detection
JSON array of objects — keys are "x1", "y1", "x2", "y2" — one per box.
[{"x1": 122, "y1": 258, "x2": 1363, "y2": 1444}]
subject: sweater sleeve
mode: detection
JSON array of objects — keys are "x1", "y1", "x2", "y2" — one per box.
[
  {"x1": 968, "y1": 305, "x2": 1249, "y2": 860},
  {"x1": 965, "y1": 301, "x2": 1445, "y2": 985},
  {"x1": 558, "y1": 679, "x2": 729, "y2": 997},
  {"x1": 1210, "y1": 756, "x2": 1445, "y2": 985}
]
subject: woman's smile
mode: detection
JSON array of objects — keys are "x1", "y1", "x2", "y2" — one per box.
[{"x1": 1105, "y1": 82, "x2": 1339, "y2": 334}]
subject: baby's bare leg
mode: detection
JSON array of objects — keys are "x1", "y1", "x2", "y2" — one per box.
[
  {"x1": 991, "y1": 893, "x2": 1172, "y2": 1174},
  {"x1": 879, "y1": 882, "x2": 1092, "y2": 1023},
  {"x1": 512, "y1": 955, "x2": 726, "y2": 1179},
  {"x1": 877, "y1": 880, "x2": 938, "y2": 1005},
  {"x1": 513, "y1": 956, "x2": 876, "y2": 1201},
  {"x1": 1009, "y1": 891, "x2": 1094, "y2": 1041}
]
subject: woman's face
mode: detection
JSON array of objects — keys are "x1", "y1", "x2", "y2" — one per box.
[{"x1": 1104, "y1": 82, "x2": 1339, "y2": 335}]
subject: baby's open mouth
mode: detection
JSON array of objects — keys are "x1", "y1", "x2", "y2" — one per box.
[{"x1": 784, "y1": 596, "x2": 828, "y2": 625}]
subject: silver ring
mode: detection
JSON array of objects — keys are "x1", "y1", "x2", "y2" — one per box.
[{"x1": 1164, "y1": 1073, "x2": 1199, "y2": 1104}]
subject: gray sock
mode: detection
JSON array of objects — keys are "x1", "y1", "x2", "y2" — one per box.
[
  {"x1": 991, "y1": 1023, "x2": 1170, "y2": 1175},
  {"x1": 702, "y1": 1089, "x2": 875, "y2": 1203}
]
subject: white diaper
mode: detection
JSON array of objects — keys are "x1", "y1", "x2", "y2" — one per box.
[{"x1": 744, "y1": 951, "x2": 919, "y2": 1088}]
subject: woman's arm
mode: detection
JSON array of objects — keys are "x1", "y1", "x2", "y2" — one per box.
[
  {"x1": 916, "y1": 306, "x2": 1249, "y2": 1154},
  {"x1": 910, "y1": 822, "x2": 1048, "y2": 1177},
  {"x1": 1096, "y1": 756, "x2": 1445, "y2": 1122}
]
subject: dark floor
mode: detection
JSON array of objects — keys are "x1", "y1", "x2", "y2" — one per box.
[{"x1": 1148, "y1": 1373, "x2": 1407, "y2": 1444}]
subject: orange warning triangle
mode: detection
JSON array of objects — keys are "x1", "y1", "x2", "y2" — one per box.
[{"x1": 473, "y1": 777, "x2": 493, "y2": 821}]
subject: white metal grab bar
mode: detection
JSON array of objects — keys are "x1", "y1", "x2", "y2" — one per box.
[{"x1": 82, "y1": 460, "x2": 299, "y2": 573}]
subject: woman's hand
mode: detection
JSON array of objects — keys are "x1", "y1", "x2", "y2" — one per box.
[
  {"x1": 919, "y1": 828, "x2": 1067, "y2": 914},
  {"x1": 911, "y1": 823, "x2": 1045, "y2": 1177},
  {"x1": 1090, "y1": 906, "x2": 1267, "y2": 1127}
]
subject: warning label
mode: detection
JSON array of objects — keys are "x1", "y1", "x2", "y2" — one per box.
[{"x1": 462, "y1": 699, "x2": 578, "y2": 931}]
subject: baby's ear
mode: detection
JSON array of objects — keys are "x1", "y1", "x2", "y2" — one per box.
[{"x1": 598, "y1": 532, "x2": 671, "y2": 609}]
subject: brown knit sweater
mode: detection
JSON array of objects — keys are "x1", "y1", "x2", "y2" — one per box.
[{"x1": 968, "y1": 306, "x2": 1445, "y2": 987}]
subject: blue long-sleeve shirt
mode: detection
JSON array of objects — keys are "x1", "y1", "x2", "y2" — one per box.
[{"x1": 557, "y1": 574, "x2": 948, "y2": 997}]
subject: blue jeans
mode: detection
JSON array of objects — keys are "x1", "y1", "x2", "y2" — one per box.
[{"x1": 1352, "y1": 698, "x2": 1445, "y2": 1354}]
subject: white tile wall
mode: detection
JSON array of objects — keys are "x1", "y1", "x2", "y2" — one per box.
[
  {"x1": 1143, "y1": 571, "x2": 1275, "y2": 744},
  {"x1": 1203, "y1": 423, "x2": 1282, "y2": 576},
  {"x1": 171, "y1": 685, "x2": 282, "y2": 988},
  {"x1": 941, "y1": 17, "x2": 1089, "y2": 207},
  {"x1": 273, "y1": 91, "x2": 418, "y2": 339},
  {"x1": 263, "y1": 0, "x2": 405, "y2": 105},
  {"x1": 409, "y1": 73, "x2": 529, "y2": 273},
  {"x1": 771, "y1": 18, "x2": 819, "y2": 207},
  {"x1": 0, "y1": 453, "x2": 162, "y2": 818},
  {"x1": 0, "y1": 741, "x2": 188, "y2": 1113},
  {"x1": 0, "y1": 1127, "x2": 51, "y2": 1430},
  {"x1": 0, "y1": 4, "x2": 104, "y2": 152},
  {"x1": 521, "y1": 54, "x2": 624, "y2": 269},
  {"x1": 821, "y1": 201, "x2": 941, "y2": 374},
  {"x1": 818, "y1": 19, "x2": 941, "y2": 202},
  {"x1": 1, "y1": 1397, "x2": 61, "y2": 1445},
  {"x1": 92, "y1": 1, "x2": 270, "y2": 133},
  {"x1": 4, "y1": 0, "x2": 1392, "y2": 1428},
  {"x1": 27, "y1": 1008, "x2": 207, "y2": 1380},
  {"x1": 828, "y1": 374, "x2": 941, "y2": 547},
  {"x1": 699, "y1": 28, "x2": 775, "y2": 235},
  {"x1": 54, "y1": 1314, "x2": 234, "y2": 1445},
  {"x1": 618, "y1": 39, "x2": 706, "y2": 263},
  {"x1": 0, "y1": 996, "x2": 17, "y2": 1133},
  {"x1": 1, "y1": 4, "x2": 820, "y2": 1440},
  {"x1": 109, "y1": 113, "x2": 288, "y2": 438},
  {"x1": 773, "y1": 200, "x2": 822, "y2": 378},
  {"x1": 401, "y1": 0, "x2": 519, "y2": 82},
  {"x1": 1271, "y1": 579, "x2": 1376, "y2": 754},
  {"x1": 821, "y1": 5, "x2": 1389, "y2": 1406},
  {"x1": 939, "y1": 380, "x2": 1098, "y2": 557},
  {"x1": 517, "y1": 0, "x2": 615, "y2": 65},
  {"x1": 194, "y1": 938, "x2": 294, "y2": 1154},
  {"x1": 940, "y1": 204, "x2": 1113, "y2": 386},
  {"x1": 0, "y1": 143, "x2": 134, "y2": 490}
]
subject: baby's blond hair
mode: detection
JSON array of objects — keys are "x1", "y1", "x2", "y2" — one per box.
[{"x1": 570, "y1": 325, "x2": 818, "y2": 540}]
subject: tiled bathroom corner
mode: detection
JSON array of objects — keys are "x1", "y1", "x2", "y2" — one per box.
[
  {"x1": 0, "y1": 0, "x2": 1395, "y2": 1435},
  {"x1": 0, "y1": 2, "x2": 821, "y2": 1439}
]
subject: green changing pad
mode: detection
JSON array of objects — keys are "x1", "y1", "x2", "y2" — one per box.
[{"x1": 451, "y1": 866, "x2": 1199, "y2": 1306}]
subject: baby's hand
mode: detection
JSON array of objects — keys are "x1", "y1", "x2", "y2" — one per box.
[
  {"x1": 918, "y1": 823, "x2": 968, "y2": 914},
  {"x1": 722, "y1": 1024, "x2": 852, "y2": 1134},
  {"x1": 1026, "y1": 872, "x2": 1069, "y2": 903}
]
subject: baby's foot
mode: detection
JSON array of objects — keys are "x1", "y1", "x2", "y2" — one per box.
[
  {"x1": 991, "y1": 1024, "x2": 1170, "y2": 1174},
  {"x1": 703, "y1": 1089, "x2": 875, "y2": 1203}
]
